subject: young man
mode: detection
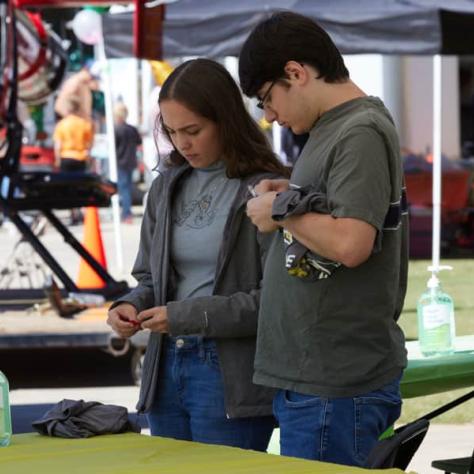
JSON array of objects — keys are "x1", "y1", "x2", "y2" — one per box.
[{"x1": 239, "y1": 12, "x2": 408, "y2": 467}]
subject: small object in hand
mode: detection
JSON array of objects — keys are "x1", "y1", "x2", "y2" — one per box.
[
  {"x1": 247, "y1": 185, "x2": 258, "y2": 198},
  {"x1": 119, "y1": 315, "x2": 140, "y2": 327}
]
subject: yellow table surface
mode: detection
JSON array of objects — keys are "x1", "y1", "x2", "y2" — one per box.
[{"x1": 2, "y1": 433, "x2": 406, "y2": 474}]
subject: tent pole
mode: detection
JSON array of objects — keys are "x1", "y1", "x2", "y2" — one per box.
[
  {"x1": 432, "y1": 55, "x2": 442, "y2": 272},
  {"x1": 98, "y1": 31, "x2": 124, "y2": 275}
]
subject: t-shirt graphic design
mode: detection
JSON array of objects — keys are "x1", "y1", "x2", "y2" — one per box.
[
  {"x1": 170, "y1": 165, "x2": 239, "y2": 301},
  {"x1": 173, "y1": 192, "x2": 218, "y2": 228}
]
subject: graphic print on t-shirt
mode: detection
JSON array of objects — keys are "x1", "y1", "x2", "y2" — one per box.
[
  {"x1": 173, "y1": 192, "x2": 217, "y2": 229},
  {"x1": 170, "y1": 165, "x2": 239, "y2": 300}
]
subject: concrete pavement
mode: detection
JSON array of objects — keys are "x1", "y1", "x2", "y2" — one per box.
[{"x1": 0, "y1": 206, "x2": 143, "y2": 290}]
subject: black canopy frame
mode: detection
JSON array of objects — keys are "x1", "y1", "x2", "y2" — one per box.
[{"x1": 0, "y1": 0, "x2": 128, "y2": 303}]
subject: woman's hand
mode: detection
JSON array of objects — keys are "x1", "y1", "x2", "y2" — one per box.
[
  {"x1": 137, "y1": 306, "x2": 169, "y2": 333},
  {"x1": 107, "y1": 303, "x2": 140, "y2": 338}
]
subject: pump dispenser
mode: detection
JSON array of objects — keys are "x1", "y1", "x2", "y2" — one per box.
[{"x1": 416, "y1": 265, "x2": 455, "y2": 356}]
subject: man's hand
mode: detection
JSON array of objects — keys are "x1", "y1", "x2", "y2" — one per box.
[
  {"x1": 137, "y1": 306, "x2": 169, "y2": 333},
  {"x1": 246, "y1": 191, "x2": 280, "y2": 232},
  {"x1": 255, "y1": 178, "x2": 289, "y2": 195},
  {"x1": 107, "y1": 303, "x2": 140, "y2": 338}
]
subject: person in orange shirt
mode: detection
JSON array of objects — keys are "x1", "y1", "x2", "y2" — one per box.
[
  {"x1": 53, "y1": 96, "x2": 94, "y2": 172},
  {"x1": 53, "y1": 96, "x2": 94, "y2": 224}
]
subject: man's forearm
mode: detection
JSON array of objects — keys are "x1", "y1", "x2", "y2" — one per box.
[{"x1": 281, "y1": 213, "x2": 376, "y2": 268}]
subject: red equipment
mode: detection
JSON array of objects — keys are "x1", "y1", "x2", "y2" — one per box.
[
  {"x1": 15, "y1": 9, "x2": 67, "y2": 105},
  {"x1": 20, "y1": 145, "x2": 54, "y2": 171},
  {"x1": 13, "y1": 0, "x2": 165, "y2": 61}
]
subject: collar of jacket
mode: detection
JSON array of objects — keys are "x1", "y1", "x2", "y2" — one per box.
[
  {"x1": 160, "y1": 163, "x2": 277, "y2": 288},
  {"x1": 160, "y1": 162, "x2": 277, "y2": 208}
]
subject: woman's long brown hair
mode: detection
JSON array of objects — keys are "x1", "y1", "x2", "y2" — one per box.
[{"x1": 156, "y1": 58, "x2": 289, "y2": 179}]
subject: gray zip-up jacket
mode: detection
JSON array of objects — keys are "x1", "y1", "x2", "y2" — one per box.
[{"x1": 115, "y1": 164, "x2": 277, "y2": 418}]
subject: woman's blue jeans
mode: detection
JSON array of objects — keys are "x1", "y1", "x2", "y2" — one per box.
[
  {"x1": 146, "y1": 336, "x2": 275, "y2": 451},
  {"x1": 273, "y1": 375, "x2": 402, "y2": 466}
]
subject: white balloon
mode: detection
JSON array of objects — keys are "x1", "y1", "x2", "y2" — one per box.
[{"x1": 72, "y1": 9, "x2": 102, "y2": 45}]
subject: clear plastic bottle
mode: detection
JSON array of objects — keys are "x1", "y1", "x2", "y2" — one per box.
[
  {"x1": 0, "y1": 370, "x2": 12, "y2": 447},
  {"x1": 68, "y1": 292, "x2": 105, "y2": 307},
  {"x1": 416, "y1": 266, "x2": 456, "y2": 357}
]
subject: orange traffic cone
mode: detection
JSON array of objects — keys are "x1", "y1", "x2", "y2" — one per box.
[{"x1": 76, "y1": 207, "x2": 107, "y2": 289}]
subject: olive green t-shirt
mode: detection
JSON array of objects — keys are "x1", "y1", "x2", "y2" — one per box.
[{"x1": 254, "y1": 96, "x2": 408, "y2": 397}]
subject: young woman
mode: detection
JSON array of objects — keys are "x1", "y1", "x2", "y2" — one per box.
[{"x1": 107, "y1": 58, "x2": 288, "y2": 451}]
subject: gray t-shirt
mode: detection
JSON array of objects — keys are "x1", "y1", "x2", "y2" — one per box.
[
  {"x1": 254, "y1": 96, "x2": 408, "y2": 397},
  {"x1": 170, "y1": 161, "x2": 239, "y2": 301}
]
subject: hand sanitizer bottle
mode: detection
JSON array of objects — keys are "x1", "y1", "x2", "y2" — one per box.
[
  {"x1": 0, "y1": 371, "x2": 12, "y2": 446},
  {"x1": 417, "y1": 266, "x2": 455, "y2": 357}
]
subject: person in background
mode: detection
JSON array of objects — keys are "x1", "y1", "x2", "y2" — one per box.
[
  {"x1": 53, "y1": 96, "x2": 94, "y2": 173},
  {"x1": 54, "y1": 65, "x2": 99, "y2": 121},
  {"x1": 53, "y1": 96, "x2": 94, "y2": 224},
  {"x1": 113, "y1": 103, "x2": 142, "y2": 224},
  {"x1": 239, "y1": 11, "x2": 408, "y2": 467},
  {"x1": 281, "y1": 128, "x2": 308, "y2": 166},
  {"x1": 107, "y1": 58, "x2": 288, "y2": 451}
]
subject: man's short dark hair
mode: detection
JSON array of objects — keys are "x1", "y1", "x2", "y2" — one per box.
[{"x1": 239, "y1": 11, "x2": 349, "y2": 97}]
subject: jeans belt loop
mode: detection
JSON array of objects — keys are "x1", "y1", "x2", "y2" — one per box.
[{"x1": 196, "y1": 335, "x2": 205, "y2": 360}]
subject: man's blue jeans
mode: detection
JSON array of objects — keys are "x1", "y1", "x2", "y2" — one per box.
[
  {"x1": 273, "y1": 375, "x2": 402, "y2": 466},
  {"x1": 117, "y1": 168, "x2": 133, "y2": 219},
  {"x1": 146, "y1": 336, "x2": 275, "y2": 451}
]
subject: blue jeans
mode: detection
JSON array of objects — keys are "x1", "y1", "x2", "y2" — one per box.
[
  {"x1": 273, "y1": 375, "x2": 402, "y2": 466},
  {"x1": 146, "y1": 336, "x2": 274, "y2": 451},
  {"x1": 117, "y1": 168, "x2": 133, "y2": 219}
]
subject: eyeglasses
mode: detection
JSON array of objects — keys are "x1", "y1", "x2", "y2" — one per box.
[{"x1": 256, "y1": 80, "x2": 276, "y2": 110}]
